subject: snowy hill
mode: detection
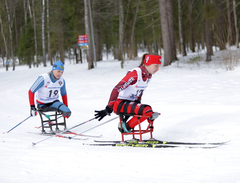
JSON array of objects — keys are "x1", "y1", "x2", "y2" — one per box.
[{"x1": 0, "y1": 49, "x2": 240, "y2": 183}]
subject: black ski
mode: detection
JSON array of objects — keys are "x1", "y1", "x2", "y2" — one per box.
[
  {"x1": 84, "y1": 143, "x2": 220, "y2": 149},
  {"x1": 94, "y1": 139, "x2": 230, "y2": 146}
]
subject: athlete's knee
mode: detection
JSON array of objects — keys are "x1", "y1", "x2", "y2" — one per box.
[
  {"x1": 142, "y1": 105, "x2": 153, "y2": 115},
  {"x1": 58, "y1": 105, "x2": 71, "y2": 118},
  {"x1": 62, "y1": 111, "x2": 71, "y2": 118}
]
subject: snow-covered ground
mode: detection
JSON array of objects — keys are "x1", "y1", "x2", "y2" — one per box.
[{"x1": 0, "y1": 49, "x2": 240, "y2": 183}]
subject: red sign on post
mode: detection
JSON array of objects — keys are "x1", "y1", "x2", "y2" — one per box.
[{"x1": 78, "y1": 35, "x2": 88, "y2": 48}]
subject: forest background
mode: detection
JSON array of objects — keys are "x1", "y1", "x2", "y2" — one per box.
[{"x1": 0, "y1": 0, "x2": 239, "y2": 70}]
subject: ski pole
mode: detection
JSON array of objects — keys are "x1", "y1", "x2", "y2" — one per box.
[
  {"x1": 71, "y1": 116, "x2": 118, "y2": 139},
  {"x1": 3, "y1": 116, "x2": 32, "y2": 134},
  {"x1": 32, "y1": 117, "x2": 96, "y2": 146}
]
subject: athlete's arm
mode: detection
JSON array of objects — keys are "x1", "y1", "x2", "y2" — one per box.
[{"x1": 28, "y1": 76, "x2": 44, "y2": 106}]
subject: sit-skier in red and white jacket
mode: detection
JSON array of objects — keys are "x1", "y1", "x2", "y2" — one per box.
[{"x1": 95, "y1": 54, "x2": 161, "y2": 132}]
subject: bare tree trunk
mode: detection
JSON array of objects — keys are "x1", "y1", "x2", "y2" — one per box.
[
  {"x1": 47, "y1": 0, "x2": 52, "y2": 64},
  {"x1": 113, "y1": 0, "x2": 119, "y2": 60},
  {"x1": 205, "y1": 0, "x2": 211, "y2": 61},
  {"x1": 74, "y1": 47, "x2": 78, "y2": 64},
  {"x1": 159, "y1": 0, "x2": 173, "y2": 66},
  {"x1": 60, "y1": 25, "x2": 64, "y2": 64},
  {"x1": 1, "y1": 43, "x2": 6, "y2": 69},
  {"x1": 130, "y1": 2, "x2": 139, "y2": 59},
  {"x1": 152, "y1": 26, "x2": 158, "y2": 54},
  {"x1": 216, "y1": 0, "x2": 226, "y2": 50},
  {"x1": 188, "y1": 0, "x2": 195, "y2": 53},
  {"x1": 88, "y1": 0, "x2": 96, "y2": 65},
  {"x1": 159, "y1": 32, "x2": 162, "y2": 55},
  {"x1": 233, "y1": 0, "x2": 239, "y2": 48},
  {"x1": 42, "y1": 0, "x2": 46, "y2": 66},
  {"x1": 5, "y1": 0, "x2": 15, "y2": 70},
  {"x1": 178, "y1": 0, "x2": 187, "y2": 56},
  {"x1": 227, "y1": 0, "x2": 233, "y2": 46},
  {"x1": 0, "y1": 14, "x2": 8, "y2": 60},
  {"x1": 23, "y1": 0, "x2": 27, "y2": 32},
  {"x1": 167, "y1": 0, "x2": 178, "y2": 61},
  {"x1": 201, "y1": 24, "x2": 205, "y2": 49},
  {"x1": 94, "y1": 0, "x2": 102, "y2": 61},
  {"x1": 84, "y1": 0, "x2": 94, "y2": 69},
  {"x1": 32, "y1": 0, "x2": 38, "y2": 67},
  {"x1": 27, "y1": 0, "x2": 32, "y2": 18},
  {"x1": 119, "y1": 0, "x2": 124, "y2": 68},
  {"x1": 14, "y1": 9, "x2": 18, "y2": 49}
]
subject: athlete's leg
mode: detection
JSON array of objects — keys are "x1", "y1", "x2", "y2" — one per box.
[
  {"x1": 38, "y1": 101, "x2": 71, "y2": 118},
  {"x1": 127, "y1": 105, "x2": 153, "y2": 128},
  {"x1": 50, "y1": 101, "x2": 71, "y2": 118},
  {"x1": 113, "y1": 100, "x2": 154, "y2": 129}
]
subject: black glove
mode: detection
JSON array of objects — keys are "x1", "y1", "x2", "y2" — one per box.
[
  {"x1": 30, "y1": 105, "x2": 38, "y2": 117},
  {"x1": 95, "y1": 106, "x2": 112, "y2": 121}
]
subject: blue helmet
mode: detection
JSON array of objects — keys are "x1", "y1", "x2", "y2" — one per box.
[{"x1": 52, "y1": 60, "x2": 64, "y2": 71}]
